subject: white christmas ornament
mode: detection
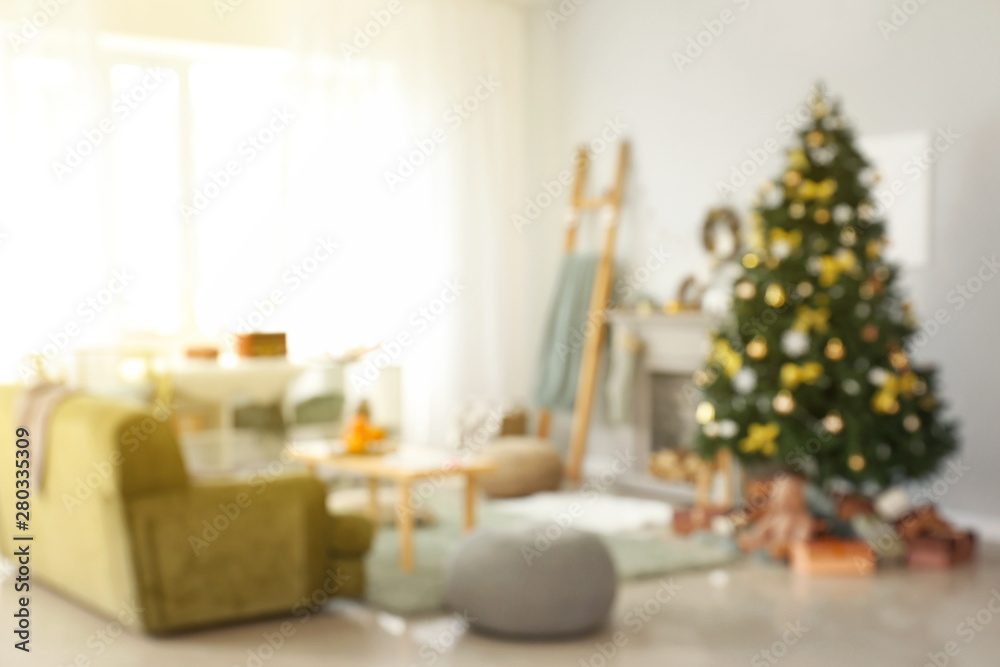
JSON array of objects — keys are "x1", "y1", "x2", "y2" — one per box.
[
  {"x1": 833, "y1": 204, "x2": 853, "y2": 225},
  {"x1": 781, "y1": 330, "x2": 810, "y2": 357},
  {"x1": 867, "y1": 367, "x2": 889, "y2": 386},
  {"x1": 718, "y1": 419, "x2": 739, "y2": 439},
  {"x1": 733, "y1": 368, "x2": 757, "y2": 394},
  {"x1": 842, "y1": 378, "x2": 861, "y2": 395}
]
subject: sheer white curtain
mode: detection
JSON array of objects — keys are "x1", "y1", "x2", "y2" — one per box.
[{"x1": 0, "y1": 0, "x2": 532, "y2": 445}]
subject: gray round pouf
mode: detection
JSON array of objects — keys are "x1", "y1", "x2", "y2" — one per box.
[{"x1": 444, "y1": 527, "x2": 617, "y2": 638}]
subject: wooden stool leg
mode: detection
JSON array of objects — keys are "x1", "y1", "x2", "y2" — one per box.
[
  {"x1": 367, "y1": 477, "x2": 380, "y2": 522},
  {"x1": 464, "y1": 475, "x2": 478, "y2": 531},
  {"x1": 397, "y1": 480, "x2": 415, "y2": 572}
]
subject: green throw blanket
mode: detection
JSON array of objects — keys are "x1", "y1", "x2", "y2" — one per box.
[{"x1": 534, "y1": 254, "x2": 601, "y2": 410}]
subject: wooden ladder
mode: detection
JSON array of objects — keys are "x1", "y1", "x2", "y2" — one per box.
[{"x1": 538, "y1": 141, "x2": 629, "y2": 480}]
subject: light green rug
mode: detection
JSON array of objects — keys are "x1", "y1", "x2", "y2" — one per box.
[{"x1": 364, "y1": 492, "x2": 739, "y2": 615}]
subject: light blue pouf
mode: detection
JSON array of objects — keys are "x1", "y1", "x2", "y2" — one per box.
[{"x1": 444, "y1": 527, "x2": 617, "y2": 638}]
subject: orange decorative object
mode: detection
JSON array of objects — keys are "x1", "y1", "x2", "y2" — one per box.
[
  {"x1": 235, "y1": 332, "x2": 286, "y2": 358},
  {"x1": 790, "y1": 539, "x2": 875, "y2": 576},
  {"x1": 342, "y1": 401, "x2": 385, "y2": 454}
]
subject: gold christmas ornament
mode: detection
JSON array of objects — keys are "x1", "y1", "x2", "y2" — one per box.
[
  {"x1": 739, "y1": 422, "x2": 780, "y2": 456},
  {"x1": 889, "y1": 349, "x2": 910, "y2": 372},
  {"x1": 747, "y1": 337, "x2": 768, "y2": 360},
  {"x1": 780, "y1": 362, "x2": 824, "y2": 389},
  {"x1": 848, "y1": 454, "x2": 866, "y2": 472},
  {"x1": 766, "y1": 256, "x2": 780, "y2": 269},
  {"x1": 784, "y1": 170, "x2": 803, "y2": 188},
  {"x1": 742, "y1": 253, "x2": 760, "y2": 269},
  {"x1": 798, "y1": 178, "x2": 837, "y2": 200},
  {"x1": 903, "y1": 414, "x2": 921, "y2": 432},
  {"x1": 866, "y1": 239, "x2": 884, "y2": 260},
  {"x1": 695, "y1": 401, "x2": 716, "y2": 424},
  {"x1": 792, "y1": 305, "x2": 830, "y2": 333},
  {"x1": 819, "y1": 250, "x2": 857, "y2": 287},
  {"x1": 789, "y1": 201, "x2": 806, "y2": 219},
  {"x1": 710, "y1": 339, "x2": 743, "y2": 378},
  {"x1": 825, "y1": 338, "x2": 846, "y2": 361},
  {"x1": 796, "y1": 282, "x2": 814, "y2": 298},
  {"x1": 770, "y1": 228, "x2": 802, "y2": 250},
  {"x1": 822, "y1": 413, "x2": 844, "y2": 435},
  {"x1": 806, "y1": 131, "x2": 825, "y2": 147},
  {"x1": 840, "y1": 227, "x2": 857, "y2": 246},
  {"x1": 788, "y1": 149, "x2": 809, "y2": 170},
  {"x1": 735, "y1": 281, "x2": 757, "y2": 300},
  {"x1": 814, "y1": 208, "x2": 831, "y2": 224},
  {"x1": 872, "y1": 390, "x2": 899, "y2": 414},
  {"x1": 765, "y1": 283, "x2": 787, "y2": 307},
  {"x1": 772, "y1": 390, "x2": 796, "y2": 415}
]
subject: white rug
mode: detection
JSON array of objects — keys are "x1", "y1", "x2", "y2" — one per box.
[{"x1": 490, "y1": 492, "x2": 674, "y2": 534}]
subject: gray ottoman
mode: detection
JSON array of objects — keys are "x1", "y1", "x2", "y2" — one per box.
[{"x1": 444, "y1": 527, "x2": 617, "y2": 638}]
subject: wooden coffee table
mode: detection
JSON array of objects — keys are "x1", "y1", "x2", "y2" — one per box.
[{"x1": 288, "y1": 446, "x2": 496, "y2": 573}]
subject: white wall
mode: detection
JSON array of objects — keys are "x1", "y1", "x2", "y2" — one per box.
[{"x1": 522, "y1": 0, "x2": 1000, "y2": 521}]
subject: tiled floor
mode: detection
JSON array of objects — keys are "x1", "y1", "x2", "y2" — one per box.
[{"x1": 3, "y1": 543, "x2": 998, "y2": 666}]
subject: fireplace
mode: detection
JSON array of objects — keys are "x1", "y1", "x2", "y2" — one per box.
[{"x1": 608, "y1": 310, "x2": 736, "y2": 504}]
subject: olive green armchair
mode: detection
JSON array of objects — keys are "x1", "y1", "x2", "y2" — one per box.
[{"x1": 0, "y1": 386, "x2": 371, "y2": 634}]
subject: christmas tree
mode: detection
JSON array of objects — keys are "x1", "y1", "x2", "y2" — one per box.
[{"x1": 695, "y1": 88, "x2": 957, "y2": 490}]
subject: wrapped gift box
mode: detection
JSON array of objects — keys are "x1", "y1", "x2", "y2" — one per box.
[
  {"x1": 790, "y1": 539, "x2": 875, "y2": 576},
  {"x1": 672, "y1": 506, "x2": 730, "y2": 536},
  {"x1": 907, "y1": 532, "x2": 977, "y2": 569}
]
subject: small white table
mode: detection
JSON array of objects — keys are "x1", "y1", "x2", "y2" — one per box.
[{"x1": 170, "y1": 356, "x2": 305, "y2": 469}]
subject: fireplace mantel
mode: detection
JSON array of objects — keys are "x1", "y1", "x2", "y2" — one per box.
[{"x1": 608, "y1": 310, "x2": 733, "y2": 503}]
